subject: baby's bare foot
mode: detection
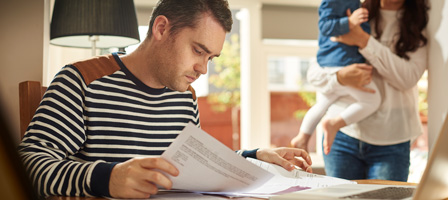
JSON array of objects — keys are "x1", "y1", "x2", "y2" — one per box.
[{"x1": 322, "y1": 117, "x2": 346, "y2": 155}]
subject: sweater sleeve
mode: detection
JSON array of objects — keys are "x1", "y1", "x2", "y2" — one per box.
[
  {"x1": 318, "y1": 0, "x2": 350, "y2": 37},
  {"x1": 359, "y1": 36, "x2": 427, "y2": 91},
  {"x1": 18, "y1": 66, "x2": 115, "y2": 197},
  {"x1": 235, "y1": 148, "x2": 259, "y2": 159}
]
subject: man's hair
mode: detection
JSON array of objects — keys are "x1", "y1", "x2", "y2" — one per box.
[{"x1": 147, "y1": 0, "x2": 233, "y2": 38}]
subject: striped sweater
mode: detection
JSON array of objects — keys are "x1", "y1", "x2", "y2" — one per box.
[{"x1": 19, "y1": 53, "x2": 256, "y2": 197}]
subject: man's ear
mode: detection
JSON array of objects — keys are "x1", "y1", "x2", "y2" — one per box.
[{"x1": 152, "y1": 15, "x2": 170, "y2": 41}]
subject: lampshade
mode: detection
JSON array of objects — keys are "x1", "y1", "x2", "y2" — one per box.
[{"x1": 50, "y1": 0, "x2": 140, "y2": 49}]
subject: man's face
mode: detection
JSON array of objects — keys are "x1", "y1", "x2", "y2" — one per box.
[{"x1": 154, "y1": 13, "x2": 227, "y2": 92}]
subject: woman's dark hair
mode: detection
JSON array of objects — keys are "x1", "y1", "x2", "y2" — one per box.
[
  {"x1": 363, "y1": 0, "x2": 429, "y2": 60},
  {"x1": 147, "y1": 0, "x2": 232, "y2": 38}
]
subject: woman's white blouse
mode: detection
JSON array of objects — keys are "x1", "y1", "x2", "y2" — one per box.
[{"x1": 307, "y1": 9, "x2": 428, "y2": 145}]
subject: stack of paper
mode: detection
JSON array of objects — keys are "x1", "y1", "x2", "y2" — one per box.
[{"x1": 160, "y1": 123, "x2": 355, "y2": 198}]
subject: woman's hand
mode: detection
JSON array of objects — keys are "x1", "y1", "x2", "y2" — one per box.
[
  {"x1": 337, "y1": 63, "x2": 375, "y2": 93},
  {"x1": 331, "y1": 25, "x2": 370, "y2": 48},
  {"x1": 331, "y1": 9, "x2": 370, "y2": 48}
]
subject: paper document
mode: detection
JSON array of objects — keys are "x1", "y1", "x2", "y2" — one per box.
[
  {"x1": 161, "y1": 123, "x2": 274, "y2": 193},
  {"x1": 245, "y1": 158, "x2": 356, "y2": 193},
  {"x1": 207, "y1": 158, "x2": 356, "y2": 198},
  {"x1": 161, "y1": 122, "x2": 355, "y2": 197}
]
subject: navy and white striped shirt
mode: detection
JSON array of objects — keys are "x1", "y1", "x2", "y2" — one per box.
[{"x1": 18, "y1": 53, "x2": 203, "y2": 197}]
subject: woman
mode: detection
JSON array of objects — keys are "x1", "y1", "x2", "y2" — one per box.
[{"x1": 292, "y1": 0, "x2": 429, "y2": 181}]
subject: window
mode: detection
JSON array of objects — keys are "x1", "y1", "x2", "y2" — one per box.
[{"x1": 268, "y1": 56, "x2": 316, "y2": 91}]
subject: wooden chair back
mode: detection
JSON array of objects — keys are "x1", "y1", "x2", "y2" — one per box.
[{"x1": 19, "y1": 81, "x2": 46, "y2": 138}]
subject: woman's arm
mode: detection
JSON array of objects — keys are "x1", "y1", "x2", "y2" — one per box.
[
  {"x1": 360, "y1": 37, "x2": 427, "y2": 90},
  {"x1": 331, "y1": 26, "x2": 427, "y2": 91},
  {"x1": 307, "y1": 62, "x2": 375, "y2": 94}
]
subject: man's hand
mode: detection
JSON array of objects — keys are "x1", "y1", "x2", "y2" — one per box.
[
  {"x1": 348, "y1": 8, "x2": 369, "y2": 29},
  {"x1": 256, "y1": 147, "x2": 313, "y2": 173},
  {"x1": 337, "y1": 63, "x2": 375, "y2": 93},
  {"x1": 109, "y1": 157, "x2": 179, "y2": 199}
]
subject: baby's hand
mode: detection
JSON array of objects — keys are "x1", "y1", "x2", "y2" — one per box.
[{"x1": 348, "y1": 8, "x2": 369, "y2": 29}]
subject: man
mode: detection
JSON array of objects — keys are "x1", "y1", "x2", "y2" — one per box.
[{"x1": 18, "y1": 0, "x2": 312, "y2": 198}]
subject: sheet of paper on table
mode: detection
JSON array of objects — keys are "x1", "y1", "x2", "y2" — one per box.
[
  {"x1": 160, "y1": 123, "x2": 355, "y2": 198},
  {"x1": 160, "y1": 122, "x2": 274, "y2": 193}
]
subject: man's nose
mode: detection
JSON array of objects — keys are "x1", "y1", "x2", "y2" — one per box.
[{"x1": 194, "y1": 59, "x2": 208, "y2": 75}]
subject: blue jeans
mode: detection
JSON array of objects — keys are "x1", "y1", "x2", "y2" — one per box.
[{"x1": 323, "y1": 131, "x2": 410, "y2": 181}]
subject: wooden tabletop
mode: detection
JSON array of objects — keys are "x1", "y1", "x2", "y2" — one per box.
[
  {"x1": 354, "y1": 179, "x2": 418, "y2": 186},
  {"x1": 48, "y1": 179, "x2": 420, "y2": 200}
]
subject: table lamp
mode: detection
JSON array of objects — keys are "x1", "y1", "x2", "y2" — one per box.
[{"x1": 50, "y1": 0, "x2": 140, "y2": 56}]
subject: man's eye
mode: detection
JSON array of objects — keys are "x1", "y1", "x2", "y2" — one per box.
[{"x1": 194, "y1": 48, "x2": 203, "y2": 55}]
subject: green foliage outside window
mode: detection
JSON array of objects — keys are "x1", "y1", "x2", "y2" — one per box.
[
  {"x1": 207, "y1": 34, "x2": 241, "y2": 112},
  {"x1": 293, "y1": 91, "x2": 316, "y2": 120},
  {"x1": 418, "y1": 88, "x2": 428, "y2": 117},
  {"x1": 207, "y1": 33, "x2": 241, "y2": 150}
]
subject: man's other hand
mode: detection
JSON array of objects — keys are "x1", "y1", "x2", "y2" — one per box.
[
  {"x1": 256, "y1": 147, "x2": 313, "y2": 173},
  {"x1": 109, "y1": 157, "x2": 179, "y2": 198}
]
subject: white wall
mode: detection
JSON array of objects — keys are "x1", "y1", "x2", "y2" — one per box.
[
  {"x1": 262, "y1": 5, "x2": 319, "y2": 40},
  {"x1": 0, "y1": 0, "x2": 49, "y2": 144},
  {"x1": 46, "y1": 46, "x2": 92, "y2": 86},
  {"x1": 427, "y1": 0, "x2": 448, "y2": 150}
]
